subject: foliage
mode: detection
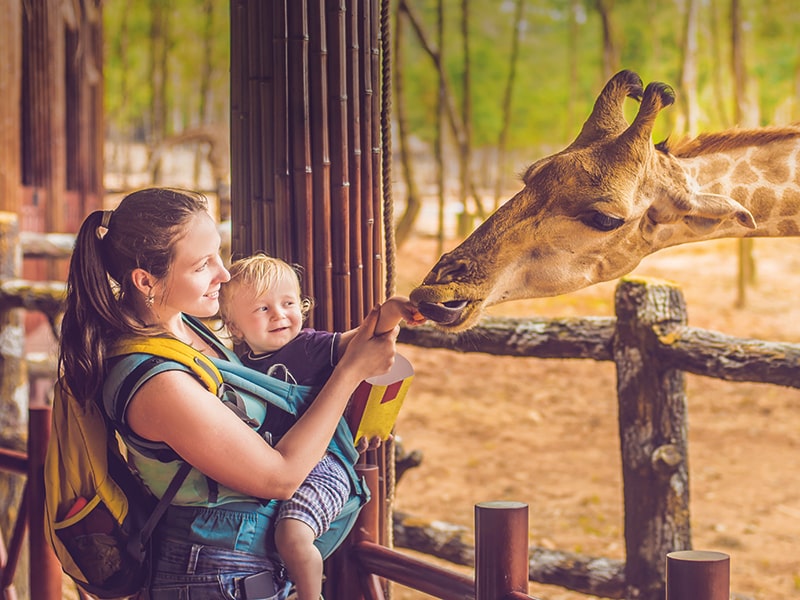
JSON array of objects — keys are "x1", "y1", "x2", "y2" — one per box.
[
  {"x1": 398, "y1": 0, "x2": 800, "y2": 154},
  {"x1": 104, "y1": 0, "x2": 230, "y2": 141},
  {"x1": 102, "y1": 0, "x2": 799, "y2": 157}
]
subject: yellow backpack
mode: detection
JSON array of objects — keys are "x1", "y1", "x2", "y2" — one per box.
[{"x1": 43, "y1": 338, "x2": 220, "y2": 599}]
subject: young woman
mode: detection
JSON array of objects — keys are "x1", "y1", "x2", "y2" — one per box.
[{"x1": 58, "y1": 187, "x2": 399, "y2": 599}]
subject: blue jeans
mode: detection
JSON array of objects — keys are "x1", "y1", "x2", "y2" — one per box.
[{"x1": 148, "y1": 537, "x2": 291, "y2": 600}]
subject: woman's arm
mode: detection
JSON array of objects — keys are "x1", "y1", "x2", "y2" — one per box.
[{"x1": 126, "y1": 306, "x2": 397, "y2": 500}]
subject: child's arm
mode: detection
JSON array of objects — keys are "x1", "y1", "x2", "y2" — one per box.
[
  {"x1": 338, "y1": 296, "x2": 425, "y2": 353},
  {"x1": 375, "y1": 296, "x2": 426, "y2": 335}
]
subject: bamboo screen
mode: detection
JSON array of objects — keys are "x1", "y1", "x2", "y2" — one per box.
[{"x1": 230, "y1": 0, "x2": 391, "y2": 334}]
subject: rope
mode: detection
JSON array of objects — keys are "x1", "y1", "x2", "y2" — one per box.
[{"x1": 381, "y1": 0, "x2": 396, "y2": 298}]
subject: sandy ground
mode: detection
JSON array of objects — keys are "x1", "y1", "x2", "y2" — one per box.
[{"x1": 388, "y1": 234, "x2": 800, "y2": 600}]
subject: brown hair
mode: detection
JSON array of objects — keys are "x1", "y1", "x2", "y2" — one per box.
[{"x1": 59, "y1": 188, "x2": 210, "y2": 403}]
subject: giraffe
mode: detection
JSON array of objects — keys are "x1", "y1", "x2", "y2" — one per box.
[{"x1": 409, "y1": 69, "x2": 800, "y2": 332}]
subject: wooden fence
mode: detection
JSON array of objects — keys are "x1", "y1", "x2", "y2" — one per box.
[{"x1": 1, "y1": 220, "x2": 793, "y2": 598}]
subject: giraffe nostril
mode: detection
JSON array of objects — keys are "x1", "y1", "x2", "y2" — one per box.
[{"x1": 428, "y1": 258, "x2": 470, "y2": 284}]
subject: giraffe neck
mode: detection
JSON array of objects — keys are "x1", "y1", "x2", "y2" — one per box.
[{"x1": 676, "y1": 136, "x2": 800, "y2": 237}]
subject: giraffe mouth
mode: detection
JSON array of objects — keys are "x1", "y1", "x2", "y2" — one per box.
[{"x1": 416, "y1": 300, "x2": 473, "y2": 327}]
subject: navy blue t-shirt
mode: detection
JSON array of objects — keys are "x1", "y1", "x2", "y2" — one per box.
[{"x1": 240, "y1": 328, "x2": 342, "y2": 387}]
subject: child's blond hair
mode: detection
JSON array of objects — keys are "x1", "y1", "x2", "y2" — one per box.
[{"x1": 219, "y1": 254, "x2": 314, "y2": 333}]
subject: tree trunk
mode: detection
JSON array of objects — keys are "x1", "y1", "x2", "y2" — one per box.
[
  {"x1": 731, "y1": 0, "x2": 756, "y2": 307},
  {"x1": 194, "y1": 0, "x2": 215, "y2": 190},
  {"x1": 458, "y1": 0, "x2": 472, "y2": 222},
  {"x1": 708, "y1": 0, "x2": 730, "y2": 128},
  {"x1": 565, "y1": 0, "x2": 579, "y2": 142},
  {"x1": 392, "y1": 7, "x2": 423, "y2": 247},
  {"x1": 494, "y1": 0, "x2": 524, "y2": 211},
  {"x1": 676, "y1": 0, "x2": 699, "y2": 136},
  {"x1": 148, "y1": 0, "x2": 171, "y2": 183},
  {"x1": 435, "y1": 0, "x2": 445, "y2": 256},
  {"x1": 595, "y1": 0, "x2": 619, "y2": 80},
  {"x1": 398, "y1": 0, "x2": 486, "y2": 225}
]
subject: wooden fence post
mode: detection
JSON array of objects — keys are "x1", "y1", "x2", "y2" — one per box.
[
  {"x1": 613, "y1": 278, "x2": 692, "y2": 600},
  {"x1": 330, "y1": 464, "x2": 382, "y2": 600},
  {"x1": 475, "y1": 501, "x2": 529, "y2": 600},
  {"x1": 666, "y1": 550, "x2": 729, "y2": 600},
  {"x1": 28, "y1": 405, "x2": 62, "y2": 599},
  {"x1": 0, "y1": 212, "x2": 28, "y2": 596}
]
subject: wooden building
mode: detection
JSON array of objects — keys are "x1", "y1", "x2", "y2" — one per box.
[{"x1": 0, "y1": 0, "x2": 104, "y2": 279}]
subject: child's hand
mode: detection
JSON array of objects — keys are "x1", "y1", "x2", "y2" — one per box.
[{"x1": 377, "y1": 296, "x2": 426, "y2": 335}]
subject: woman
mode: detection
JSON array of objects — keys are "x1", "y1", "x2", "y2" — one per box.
[{"x1": 58, "y1": 187, "x2": 399, "y2": 599}]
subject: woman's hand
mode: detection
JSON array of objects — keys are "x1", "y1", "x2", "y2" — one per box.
[{"x1": 354, "y1": 434, "x2": 392, "y2": 453}]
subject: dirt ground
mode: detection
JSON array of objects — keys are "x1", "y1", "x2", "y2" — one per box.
[{"x1": 388, "y1": 234, "x2": 800, "y2": 600}]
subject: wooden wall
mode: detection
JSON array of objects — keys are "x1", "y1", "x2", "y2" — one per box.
[
  {"x1": 229, "y1": 0, "x2": 389, "y2": 333},
  {"x1": 0, "y1": 0, "x2": 104, "y2": 280}
]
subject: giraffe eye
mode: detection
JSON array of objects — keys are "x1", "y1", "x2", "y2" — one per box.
[{"x1": 585, "y1": 211, "x2": 624, "y2": 231}]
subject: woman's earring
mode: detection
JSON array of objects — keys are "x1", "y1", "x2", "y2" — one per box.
[{"x1": 145, "y1": 292, "x2": 155, "y2": 309}]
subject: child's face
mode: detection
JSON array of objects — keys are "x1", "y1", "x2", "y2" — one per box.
[{"x1": 225, "y1": 276, "x2": 304, "y2": 354}]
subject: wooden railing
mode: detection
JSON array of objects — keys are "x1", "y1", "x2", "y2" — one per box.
[
  {"x1": 396, "y1": 278, "x2": 798, "y2": 599},
  {"x1": 0, "y1": 218, "x2": 784, "y2": 598}
]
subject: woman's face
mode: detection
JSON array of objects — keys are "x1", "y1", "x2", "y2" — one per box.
[{"x1": 156, "y1": 212, "x2": 230, "y2": 318}]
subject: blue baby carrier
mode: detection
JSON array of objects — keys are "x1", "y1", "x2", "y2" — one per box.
[{"x1": 104, "y1": 315, "x2": 369, "y2": 563}]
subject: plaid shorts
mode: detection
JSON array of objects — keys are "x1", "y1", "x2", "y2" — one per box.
[{"x1": 277, "y1": 453, "x2": 351, "y2": 538}]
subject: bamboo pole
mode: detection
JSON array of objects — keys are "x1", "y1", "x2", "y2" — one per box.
[
  {"x1": 252, "y1": 0, "x2": 269, "y2": 255},
  {"x1": 308, "y1": 0, "x2": 334, "y2": 330},
  {"x1": 359, "y1": 0, "x2": 376, "y2": 310},
  {"x1": 346, "y1": 0, "x2": 365, "y2": 326},
  {"x1": 288, "y1": 0, "x2": 314, "y2": 288},
  {"x1": 272, "y1": 0, "x2": 291, "y2": 260},
  {"x1": 327, "y1": 0, "x2": 352, "y2": 330}
]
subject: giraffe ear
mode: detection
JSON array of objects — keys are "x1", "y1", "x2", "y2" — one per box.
[
  {"x1": 647, "y1": 192, "x2": 757, "y2": 233},
  {"x1": 684, "y1": 193, "x2": 757, "y2": 232}
]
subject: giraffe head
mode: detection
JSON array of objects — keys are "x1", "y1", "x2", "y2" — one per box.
[{"x1": 410, "y1": 70, "x2": 756, "y2": 331}]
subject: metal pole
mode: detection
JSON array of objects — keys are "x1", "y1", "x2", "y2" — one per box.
[
  {"x1": 475, "y1": 501, "x2": 529, "y2": 600},
  {"x1": 666, "y1": 550, "x2": 729, "y2": 600}
]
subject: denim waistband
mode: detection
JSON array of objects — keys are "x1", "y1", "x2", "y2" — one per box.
[{"x1": 161, "y1": 502, "x2": 280, "y2": 559}]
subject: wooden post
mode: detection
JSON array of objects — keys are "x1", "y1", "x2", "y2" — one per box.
[
  {"x1": 666, "y1": 551, "x2": 729, "y2": 600},
  {"x1": 329, "y1": 464, "x2": 380, "y2": 600},
  {"x1": 0, "y1": 0, "x2": 22, "y2": 214},
  {"x1": 0, "y1": 213, "x2": 27, "y2": 554},
  {"x1": 28, "y1": 406, "x2": 62, "y2": 600},
  {"x1": 613, "y1": 278, "x2": 692, "y2": 600},
  {"x1": 475, "y1": 501, "x2": 529, "y2": 600}
]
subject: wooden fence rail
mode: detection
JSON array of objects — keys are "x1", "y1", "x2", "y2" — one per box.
[
  {"x1": 398, "y1": 278, "x2": 798, "y2": 599},
  {"x1": 1, "y1": 227, "x2": 783, "y2": 598}
]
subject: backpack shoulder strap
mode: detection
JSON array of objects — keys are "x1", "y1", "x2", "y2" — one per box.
[{"x1": 111, "y1": 337, "x2": 223, "y2": 394}]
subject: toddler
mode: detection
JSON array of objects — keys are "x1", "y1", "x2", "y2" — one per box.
[{"x1": 218, "y1": 253, "x2": 423, "y2": 600}]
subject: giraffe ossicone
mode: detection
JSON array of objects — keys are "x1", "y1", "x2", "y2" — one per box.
[{"x1": 410, "y1": 69, "x2": 800, "y2": 332}]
